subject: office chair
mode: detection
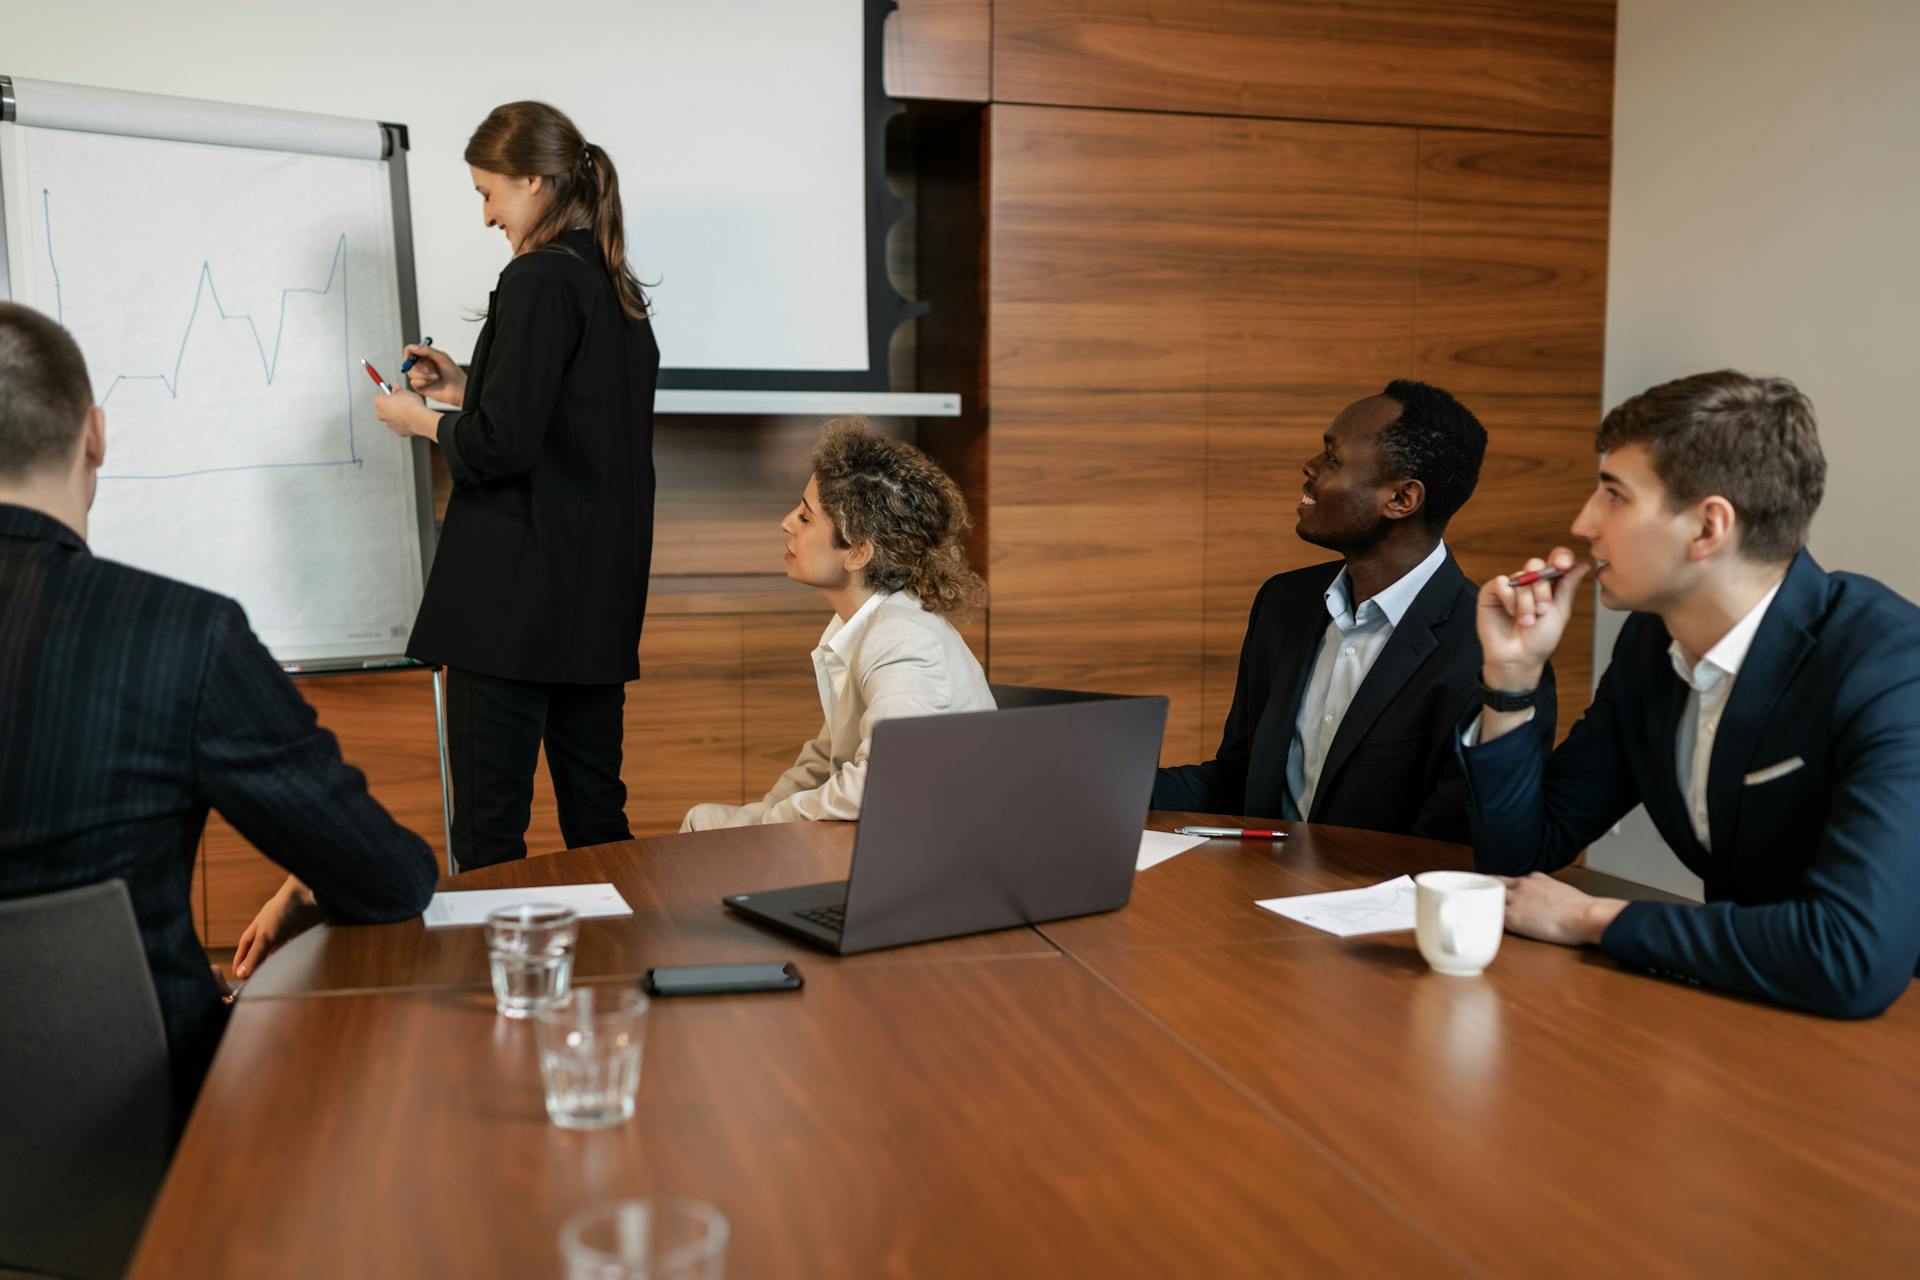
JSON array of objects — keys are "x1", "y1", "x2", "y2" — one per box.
[{"x1": 0, "y1": 880, "x2": 173, "y2": 1280}]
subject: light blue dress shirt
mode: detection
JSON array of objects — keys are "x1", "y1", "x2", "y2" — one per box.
[{"x1": 1284, "y1": 541, "x2": 1449, "y2": 820}]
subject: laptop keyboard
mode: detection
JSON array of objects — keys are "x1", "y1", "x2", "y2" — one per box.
[{"x1": 795, "y1": 904, "x2": 847, "y2": 933}]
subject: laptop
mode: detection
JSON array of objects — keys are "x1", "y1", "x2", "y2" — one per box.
[{"x1": 724, "y1": 687, "x2": 1168, "y2": 953}]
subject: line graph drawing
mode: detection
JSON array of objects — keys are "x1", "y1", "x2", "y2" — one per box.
[{"x1": 40, "y1": 187, "x2": 363, "y2": 480}]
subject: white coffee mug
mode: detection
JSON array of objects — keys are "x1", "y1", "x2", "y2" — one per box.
[{"x1": 1414, "y1": 871, "x2": 1506, "y2": 976}]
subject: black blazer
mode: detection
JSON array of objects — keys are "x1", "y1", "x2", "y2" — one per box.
[
  {"x1": 1462, "y1": 550, "x2": 1920, "y2": 1018},
  {"x1": 409, "y1": 228, "x2": 659, "y2": 684},
  {"x1": 0, "y1": 505, "x2": 438, "y2": 1123},
  {"x1": 1155, "y1": 553, "x2": 1557, "y2": 842}
]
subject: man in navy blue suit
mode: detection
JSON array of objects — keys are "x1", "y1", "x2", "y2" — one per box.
[{"x1": 1461, "y1": 370, "x2": 1920, "y2": 1018}]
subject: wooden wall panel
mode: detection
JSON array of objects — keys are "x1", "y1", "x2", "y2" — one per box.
[
  {"x1": 201, "y1": 617, "x2": 748, "y2": 948},
  {"x1": 201, "y1": 671, "x2": 445, "y2": 948},
  {"x1": 886, "y1": 0, "x2": 993, "y2": 102},
  {"x1": 988, "y1": 106, "x2": 1212, "y2": 761},
  {"x1": 1413, "y1": 129, "x2": 1612, "y2": 724},
  {"x1": 994, "y1": 0, "x2": 1616, "y2": 136},
  {"x1": 624, "y1": 616, "x2": 747, "y2": 835},
  {"x1": 742, "y1": 614, "x2": 835, "y2": 799},
  {"x1": 1202, "y1": 118, "x2": 1419, "y2": 736}
]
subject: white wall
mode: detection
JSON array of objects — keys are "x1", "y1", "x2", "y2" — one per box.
[
  {"x1": 1587, "y1": 0, "x2": 1920, "y2": 894},
  {"x1": 4, "y1": 0, "x2": 871, "y2": 374}
]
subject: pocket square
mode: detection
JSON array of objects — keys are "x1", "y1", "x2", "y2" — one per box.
[{"x1": 1744, "y1": 757, "x2": 1805, "y2": 786}]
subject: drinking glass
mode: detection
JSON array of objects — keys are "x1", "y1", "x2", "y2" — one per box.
[
  {"x1": 535, "y1": 985, "x2": 649, "y2": 1130},
  {"x1": 483, "y1": 903, "x2": 578, "y2": 1019},
  {"x1": 560, "y1": 1198, "x2": 728, "y2": 1279}
]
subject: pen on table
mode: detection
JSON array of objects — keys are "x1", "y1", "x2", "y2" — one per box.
[
  {"x1": 359, "y1": 358, "x2": 394, "y2": 395},
  {"x1": 399, "y1": 337, "x2": 433, "y2": 375},
  {"x1": 1173, "y1": 826, "x2": 1289, "y2": 840}
]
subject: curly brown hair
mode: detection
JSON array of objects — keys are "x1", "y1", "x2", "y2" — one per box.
[{"x1": 811, "y1": 418, "x2": 985, "y2": 617}]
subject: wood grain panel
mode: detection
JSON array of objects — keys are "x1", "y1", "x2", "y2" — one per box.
[
  {"x1": 1415, "y1": 130, "x2": 1612, "y2": 722},
  {"x1": 1202, "y1": 117, "x2": 1419, "y2": 736},
  {"x1": 201, "y1": 671, "x2": 446, "y2": 946},
  {"x1": 623, "y1": 615, "x2": 745, "y2": 835},
  {"x1": 242, "y1": 823, "x2": 1056, "y2": 998},
  {"x1": 993, "y1": 0, "x2": 1616, "y2": 136},
  {"x1": 1073, "y1": 934, "x2": 1920, "y2": 1278},
  {"x1": 141, "y1": 965, "x2": 1463, "y2": 1277},
  {"x1": 741, "y1": 612, "x2": 834, "y2": 801},
  {"x1": 988, "y1": 106, "x2": 1211, "y2": 760},
  {"x1": 203, "y1": 618, "x2": 745, "y2": 946},
  {"x1": 885, "y1": 0, "x2": 992, "y2": 102}
]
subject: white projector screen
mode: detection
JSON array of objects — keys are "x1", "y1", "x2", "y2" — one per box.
[{"x1": 2, "y1": 0, "x2": 879, "y2": 382}]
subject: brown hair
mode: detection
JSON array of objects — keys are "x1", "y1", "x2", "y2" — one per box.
[
  {"x1": 811, "y1": 418, "x2": 985, "y2": 617},
  {"x1": 1596, "y1": 370, "x2": 1825, "y2": 563},
  {"x1": 464, "y1": 102, "x2": 650, "y2": 321},
  {"x1": 0, "y1": 302, "x2": 91, "y2": 478}
]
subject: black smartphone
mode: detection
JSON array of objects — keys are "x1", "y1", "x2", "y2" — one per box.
[{"x1": 642, "y1": 961, "x2": 803, "y2": 997}]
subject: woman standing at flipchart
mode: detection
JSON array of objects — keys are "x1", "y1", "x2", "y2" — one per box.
[{"x1": 372, "y1": 101, "x2": 657, "y2": 871}]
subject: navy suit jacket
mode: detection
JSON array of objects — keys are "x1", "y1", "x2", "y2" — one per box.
[
  {"x1": 1156, "y1": 553, "x2": 1556, "y2": 842},
  {"x1": 1461, "y1": 550, "x2": 1920, "y2": 1018},
  {"x1": 0, "y1": 504, "x2": 439, "y2": 1121}
]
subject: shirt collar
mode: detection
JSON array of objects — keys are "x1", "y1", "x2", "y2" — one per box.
[
  {"x1": 1667, "y1": 580, "x2": 1784, "y2": 693},
  {"x1": 0, "y1": 502, "x2": 88, "y2": 553},
  {"x1": 819, "y1": 589, "x2": 892, "y2": 662},
  {"x1": 1325, "y1": 540, "x2": 1448, "y2": 631}
]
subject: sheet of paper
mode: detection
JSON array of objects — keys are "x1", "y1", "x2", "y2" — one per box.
[
  {"x1": 1255, "y1": 875, "x2": 1418, "y2": 937},
  {"x1": 1138, "y1": 829, "x2": 1209, "y2": 871},
  {"x1": 423, "y1": 883, "x2": 634, "y2": 929}
]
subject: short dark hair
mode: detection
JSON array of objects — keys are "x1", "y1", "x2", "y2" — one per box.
[
  {"x1": 0, "y1": 302, "x2": 92, "y2": 478},
  {"x1": 1596, "y1": 370, "x2": 1823, "y2": 563},
  {"x1": 1373, "y1": 379, "x2": 1487, "y2": 529}
]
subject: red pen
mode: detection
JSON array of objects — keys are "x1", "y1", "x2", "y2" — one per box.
[
  {"x1": 359, "y1": 357, "x2": 394, "y2": 395},
  {"x1": 1174, "y1": 826, "x2": 1289, "y2": 839},
  {"x1": 1506, "y1": 564, "x2": 1586, "y2": 587}
]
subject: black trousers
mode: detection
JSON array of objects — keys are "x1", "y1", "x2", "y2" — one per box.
[{"x1": 443, "y1": 668, "x2": 632, "y2": 871}]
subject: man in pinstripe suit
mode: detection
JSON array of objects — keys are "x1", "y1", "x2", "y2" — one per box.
[{"x1": 0, "y1": 302, "x2": 438, "y2": 1123}]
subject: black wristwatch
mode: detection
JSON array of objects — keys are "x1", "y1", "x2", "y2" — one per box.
[{"x1": 1476, "y1": 678, "x2": 1540, "y2": 713}]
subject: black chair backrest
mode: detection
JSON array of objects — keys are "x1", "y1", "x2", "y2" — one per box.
[{"x1": 0, "y1": 880, "x2": 173, "y2": 1280}]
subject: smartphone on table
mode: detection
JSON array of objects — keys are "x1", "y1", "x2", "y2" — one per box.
[{"x1": 642, "y1": 961, "x2": 804, "y2": 997}]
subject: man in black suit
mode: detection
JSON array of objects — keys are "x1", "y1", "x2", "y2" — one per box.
[
  {"x1": 0, "y1": 303, "x2": 438, "y2": 1122},
  {"x1": 1462, "y1": 370, "x2": 1920, "y2": 1017},
  {"x1": 1155, "y1": 380, "x2": 1555, "y2": 841}
]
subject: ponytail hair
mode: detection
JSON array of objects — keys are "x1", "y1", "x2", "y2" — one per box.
[
  {"x1": 464, "y1": 101, "x2": 651, "y2": 321},
  {"x1": 811, "y1": 418, "x2": 985, "y2": 618}
]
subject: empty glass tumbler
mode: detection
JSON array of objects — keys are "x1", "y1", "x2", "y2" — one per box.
[
  {"x1": 536, "y1": 984, "x2": 649, "y2": 1129},
  {"x1": 560, "y1": 1198, "x2": 728, "y2": 1279},
  {"x1": 483, "y1": 903, "x2": 578, "y2": 1019}
]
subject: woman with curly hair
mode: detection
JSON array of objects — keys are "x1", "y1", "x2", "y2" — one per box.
[{"x1": 681, "y1": 418, "x2": 994, "y2": 830}]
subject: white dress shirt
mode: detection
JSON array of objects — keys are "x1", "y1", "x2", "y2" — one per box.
[
  {"x1": 1286, "y1": 541, "x2": 1449, "y2": 819},
  {"x1": 681, "y1": 590, "x2": 996, "y2": 830},
  {"x1": 1668, "y1": 580, "x2": 1782, "y2": 850}
]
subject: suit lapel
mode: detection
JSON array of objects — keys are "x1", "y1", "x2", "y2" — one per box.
[
  {"x1": 1703, "y1": 551, "x2": 1823, "y2": 856},
  {"x1": 1246, "y1": 563, "x2": 1343, "y2": 812},
  {"x1": 1308, "y1": 556, "x2": 1460, "y2": 816}
]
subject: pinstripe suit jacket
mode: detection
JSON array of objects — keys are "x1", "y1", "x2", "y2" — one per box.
[{"x1": 0, "y1": 504, "x2": 438, "y2": 1119}]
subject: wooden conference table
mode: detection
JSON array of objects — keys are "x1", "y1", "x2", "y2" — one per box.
[{"x1": 131, "y1": 817, "x2": 1920, "y2": 1277}]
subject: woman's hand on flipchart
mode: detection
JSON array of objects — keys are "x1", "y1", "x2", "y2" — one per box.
[
  {"x1": 404, "y1": 343, "x2": 465, "y2": 408},
  {"x1": 372, "y1": 386, "x2": 442, "y2": 443}
]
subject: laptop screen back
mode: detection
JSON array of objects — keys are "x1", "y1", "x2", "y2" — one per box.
[{"x1": 837, "y1": 692, "x2": 1168, "y2": 953}]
